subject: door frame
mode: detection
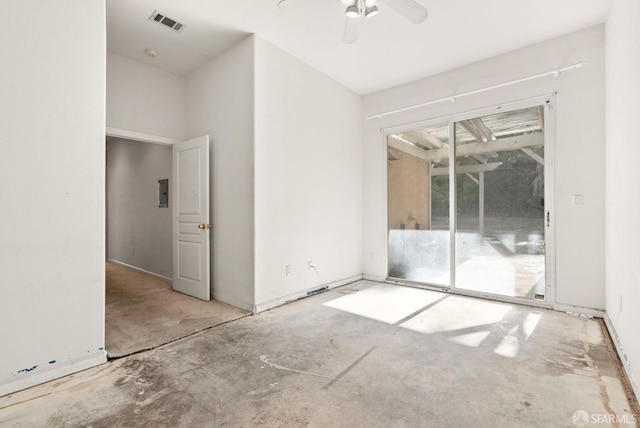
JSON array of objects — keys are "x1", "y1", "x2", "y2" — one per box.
[
  {"x1": 106, "y1": 126, "x2": 180, "y2": 146},
  {"x1": 381, "y1": 94, "x2": 556, "y2": 309},
  {"x1": 105, "y1": 128, "x2": 213, "y2": 300}
]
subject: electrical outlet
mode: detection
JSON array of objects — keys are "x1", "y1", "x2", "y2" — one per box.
[
  {"x1": 308, "y1": 261, "x2": 313, "y2": 271},
  {"x1": 286, "y1": 265, "x2": 291, "y2": 276},
  {"x1": 131, "y1": 246, "x2": 135, "y2": 255}
]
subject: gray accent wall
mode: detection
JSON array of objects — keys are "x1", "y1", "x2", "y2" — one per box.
[{"x1": 106, "y1": 138, "x2": 172, "y2": 279}]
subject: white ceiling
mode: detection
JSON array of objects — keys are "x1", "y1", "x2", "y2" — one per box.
[{"x1": 106, "y1": 0, "x2": 611, "y2": 95}]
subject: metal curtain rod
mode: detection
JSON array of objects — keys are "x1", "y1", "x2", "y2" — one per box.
[{"x1": 366, "y1": 62, "x2": 585, "y2": 120}]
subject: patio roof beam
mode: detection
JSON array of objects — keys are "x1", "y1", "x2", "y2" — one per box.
[
  {"x1": 420, "y1": 133, "x2": 543, "y2": 161},
  {"x1": 520, "y1": 147, "x2": 544, "y2": 166},
  {"x1": 431, "y1": 162, "x2": 503, "y2": 176}
]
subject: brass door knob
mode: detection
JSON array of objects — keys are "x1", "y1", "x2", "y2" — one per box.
[{"x1": 198, "y1": 224, "x2": 212, "y2": 230}]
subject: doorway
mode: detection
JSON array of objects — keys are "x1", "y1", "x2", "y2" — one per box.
[
  {"x1": 104, "y1": 134, "x2": 247, "y2": 357},
  {"x1": 105, "y1": 136, "x2": 173, "y2": 282},
  {"x1": 387, "y1": 101, "x2": 551, "y2": 303}
]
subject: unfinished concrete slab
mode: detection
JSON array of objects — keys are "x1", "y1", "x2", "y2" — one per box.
[
  {"x1": 106, "y1": 262, "x2": 249, "y2": 357},
  {"x1": 1, "y1": 282, "x2": 637, "y2": 427}
]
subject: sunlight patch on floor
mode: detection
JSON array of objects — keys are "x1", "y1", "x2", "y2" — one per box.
[
  {"x1": 448, "y1": 330, "x2": 492, "y2": 347},
  {"x1": 522, "y1": 311, "x2": 543, "y2": 340},
  {"x1": 494, "y1": 325, "x2": 521, "y2": 357},
  {"x1": 326, "y1": 284, "x2": 545, "y2": 357},
  {"x1": 323, "y1": 284, "x2": 443, "y2": 324},
  {"x1": 400, "y1": 296, "x2": 511, "y2": 336}
]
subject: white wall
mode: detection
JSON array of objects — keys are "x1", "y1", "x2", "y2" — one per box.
[
  {"x1": 0, "y1": 1, "x2": 106, "y2": 396},
  {"x1": 106, "y1": 138, "x2": 172, "y2": 279},
  {"x1": 107, "y1": 52, "x2": 185, "y2": 141},
  {"x1": 605, "y1": 0, "x2": 640, "y2": 398},
  {"x1": 185, "y1": 36, "x2": 256, "y2": 311},
  {"x1": 363, "y1": 26, "x2": 606, "y2": 311},
  {"x1": 253, "y1": 37, "x2": 363, "y2": 309}
]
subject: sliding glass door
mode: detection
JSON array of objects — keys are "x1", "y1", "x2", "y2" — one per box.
[
  {"x1": 453, "y1": 106, "x2": 546, "y2": 299},
  {"x1": 387, "y1": 103, "x2": 548, "y2": 302},
  {"x1": 387, "y1": 122, "x2": 451, "y2": 286}
]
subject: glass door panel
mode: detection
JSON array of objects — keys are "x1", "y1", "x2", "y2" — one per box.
[
  {"x1": 453, "y1": 106, "x2": 545, "y2": 299},
  {"x1": 387, "y1": 123, "x2": 450, "y2": 286}
]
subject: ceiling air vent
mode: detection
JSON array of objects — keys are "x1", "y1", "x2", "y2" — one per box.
[{"x1": 149, "y1": 10, "x2": 185, "y2": 32}]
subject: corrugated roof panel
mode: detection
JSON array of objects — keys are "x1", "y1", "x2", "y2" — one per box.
[
  {"x1": 481, "y1": 106, "x2": 542, "y2": 138},
  {"x1": 388, "y1": 105, "x2": 544, "y2": 157}
]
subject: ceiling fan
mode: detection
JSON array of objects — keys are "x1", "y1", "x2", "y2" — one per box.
[{"x1": 277, "y1": 0, "x2": 428, "y2": 44}]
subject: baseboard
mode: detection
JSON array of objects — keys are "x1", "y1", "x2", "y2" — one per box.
[
  {"x1": 106, "y1": 259, "x2": 172, "y2": 283},
  {"x1": 363, "y1": 274, "x2": 386, "y2": 282},
  {"x1": 253, "y1": 274, "x2": 363, "y2": 314},
  {"x1": 603, "y1": 314, "x2": 640, "y2": 402},
  {"x1": 553, "y1": 303, "x2": 605, "y2": 318},
  {"x1": 0, "y1": 350, "x2": 107, "y2": 397}
]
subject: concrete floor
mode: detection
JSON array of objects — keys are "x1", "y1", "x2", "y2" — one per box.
[
  {"x1": 1, "y1": 282, "x2": 637, "y2": 427},
  {"x1": 106, "y1": 262, "x2": 249, "y2": 357}
]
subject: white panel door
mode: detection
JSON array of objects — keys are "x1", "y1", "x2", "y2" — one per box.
[{"x1": 172, "y1": 135, "x2": 210, "y2": 300}]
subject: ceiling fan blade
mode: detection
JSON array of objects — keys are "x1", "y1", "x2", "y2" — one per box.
[
  {"x1": 381, "y1": 0, "x2": 428, "y2": 23},
  {"x1": 278, "y1": 0, "x2": 309, "y2": 10},
  {"x1": 343, "y1": 17, "x2": 359, "y2": 44}
]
